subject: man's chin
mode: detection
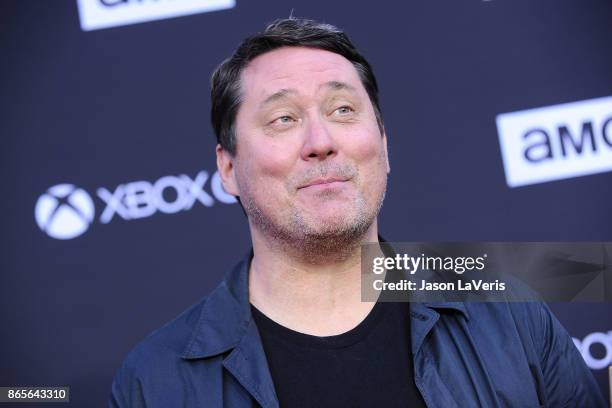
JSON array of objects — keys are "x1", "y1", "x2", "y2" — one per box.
[{"x1": 295, "y1": 213, "x2": 372, "y2": 241}]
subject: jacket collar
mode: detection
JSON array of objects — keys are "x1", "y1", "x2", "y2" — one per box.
[
  {"x1": 181, "y1": 246, "x2": 470, "y2": 360},
  {"x1": 182, "y1": 250, "x2": 280, "y2": 408},
  {"x1": 182, "y1": 251, "x2": 252, "y2": 359},
  {"x1": 180, "y1": 243, "x2": 470, "y2": 407},
  {"x1": 377, "y1": 237, "x2": 470, "y2": 322}
]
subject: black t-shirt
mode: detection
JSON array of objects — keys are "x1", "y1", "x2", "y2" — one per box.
[{"x1": 251, "y1": 301, "x2": 427, "y2": 407}]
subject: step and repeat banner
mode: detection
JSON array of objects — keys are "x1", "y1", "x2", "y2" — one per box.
[{"x1": 1, "y1": 0, "x2": 611, "y2": 405}]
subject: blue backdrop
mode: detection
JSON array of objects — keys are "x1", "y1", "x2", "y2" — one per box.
[{"x1": 1, "y1": 0, "x2": 611, "y2": 405}]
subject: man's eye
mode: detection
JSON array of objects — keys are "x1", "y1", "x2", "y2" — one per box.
[
  {"x1": 334, "y1": 106, "x2": 354, "y2": 115},
  {"x1": 272, "y1": 115, "x2": 295, "y2": 124}
]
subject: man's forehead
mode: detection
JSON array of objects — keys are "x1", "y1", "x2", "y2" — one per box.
[{"x1": 240, "y1": 47, "x2": 363, "y2": 101}]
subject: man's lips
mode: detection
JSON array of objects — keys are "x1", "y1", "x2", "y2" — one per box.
[{"x1": 298, "y1": 177, "x2": 349, "y2": 189}]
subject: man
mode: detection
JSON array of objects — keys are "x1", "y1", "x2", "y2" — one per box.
[{"x1": 110, "y1": 18, "x2": 605, "y2": 407}]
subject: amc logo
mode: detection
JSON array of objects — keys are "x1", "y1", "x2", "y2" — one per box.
[
  {"x1": 76, "y1": 0, "x2": 235, "y2": 31},
  {"x1": 496, "y1": 96, "x2": 612, "y2": 187}
]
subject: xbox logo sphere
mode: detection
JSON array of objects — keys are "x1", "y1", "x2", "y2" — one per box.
[{"x1": 35, "y1": 184, "x2": 95, "y2": 240}]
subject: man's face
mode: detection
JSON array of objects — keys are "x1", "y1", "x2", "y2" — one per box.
[{"x1": 218, "y1": 46, "x2": 389, "y2": 245}]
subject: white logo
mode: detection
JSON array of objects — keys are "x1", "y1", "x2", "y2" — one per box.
[
  {"x1": 35, "y1": 184, "x2": 96, "y2": 240},
  {"x1": 36, "y1": 170, "x2": 235, "y2": 240},
  {"x1": 97, "y1": 170, "x2": 235, "y2": 223},
  {"x1": 496, "y1": 95, "x2": 612, "y2": 187},
  {"x1": 76, "y1": 0, "x2": 236, "y2": 31},
  {"x1": 573, "y1": 331, "x2": 612, "y2": 370}
]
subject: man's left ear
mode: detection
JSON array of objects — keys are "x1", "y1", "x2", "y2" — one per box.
[{"x1": 215, "y1": 144, "x2": 240, "y2": 197}]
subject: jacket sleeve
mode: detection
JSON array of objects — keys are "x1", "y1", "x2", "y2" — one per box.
[
  {"x1": 535, "y1": 302, "x2": 606, "y2": 408},
  {"x1": 109, "y1": 359, "x2": 147, "y2": 408}
]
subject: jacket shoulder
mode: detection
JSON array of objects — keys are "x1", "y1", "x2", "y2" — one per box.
[
  {"x1": 133, "y1": 296, "x2": 208, "y2": 363},
  {"x1": 463, "y1": 301, "x2": 606, "y2": 406}
]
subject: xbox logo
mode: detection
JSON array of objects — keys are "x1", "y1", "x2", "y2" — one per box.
[
  {"x1": 35, "y1": 184, "x2": 95, "y2": 240},
  {"x1": 35, "y1": 170, "x2": 235, "y2": 240}
]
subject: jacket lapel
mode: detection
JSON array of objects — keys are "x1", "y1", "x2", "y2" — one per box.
[
  {"x1": 182, "y1": 252, "x2": 279, "y2": 407},
  {"x1": 409, "y1": 301, "x2": 472, "y2": 408},
  {"x1": 222, "y1": 319, "x2": 279, "y2": 408}
]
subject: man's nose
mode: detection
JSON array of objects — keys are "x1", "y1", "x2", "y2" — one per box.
[{"x1": 300, "y1": 114, "x2": 337, "y2": 161}]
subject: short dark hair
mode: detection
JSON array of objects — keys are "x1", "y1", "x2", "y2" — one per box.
[{"x1": 210, "y1": 17, "x2": 384, "y2": 155}]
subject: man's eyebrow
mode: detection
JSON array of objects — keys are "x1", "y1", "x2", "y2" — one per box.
[
  {"x1": 260, "y1": 82, "x2": 358, "y2": 107},
  {"x1": 322, "y1": 81, "x2": 358, "y2": 93},
  {"x1": 261, "y1": 89, "x2": 297, "y2": 107}
]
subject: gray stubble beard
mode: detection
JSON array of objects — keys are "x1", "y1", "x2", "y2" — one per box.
[{"x1": 239, "y1": 168, "x2": 387, "y2": 264}]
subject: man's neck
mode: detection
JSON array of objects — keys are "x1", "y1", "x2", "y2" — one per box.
[{"x1": 248, "y1": 222, "x2": 381, "y2": 336}]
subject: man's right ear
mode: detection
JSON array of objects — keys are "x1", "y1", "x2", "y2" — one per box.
[{"x1": 216, "y1": 144, "x2": 240, "y2": 196}]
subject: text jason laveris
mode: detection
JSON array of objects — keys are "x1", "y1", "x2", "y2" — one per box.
[{"x1": 372, "y1": 279, "x2": 506, "y2": 292}]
